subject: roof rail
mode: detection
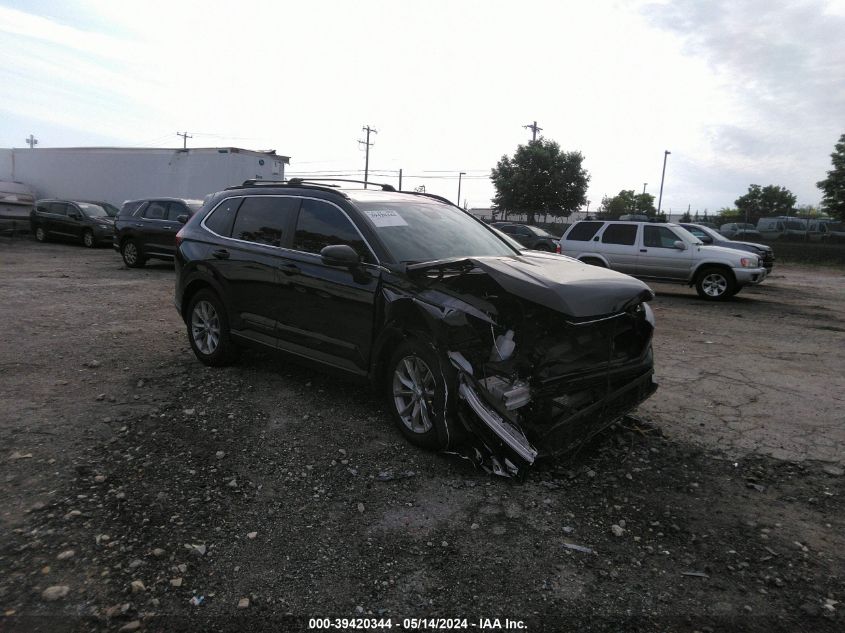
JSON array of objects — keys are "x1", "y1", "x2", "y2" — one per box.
[
  {"x1": 404, "y1": 190, "x2": 461, "y2": 208},
  {"x1": 286, "y1": 177, "x2": 397, "y2": 192}
]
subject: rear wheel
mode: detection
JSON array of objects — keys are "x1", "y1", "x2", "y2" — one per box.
[
  {"x1": 695, "y1": 267, "x2": 736, "y2": 301},
  {"x1": 186, "y1": 290, "x2": 238, "y2": 366},
  {"x1": 386, "y1": 338, "x2": 460, "y2": 450},
  {"x1": 121, "y1": 239, "x2": 146, "y2": 268},
  {"x1": 34, "y1": 226, "x2": 47, "y2": 242},
  {"x1": 82, "y1": 230, "x2": 95, "y2": 248}
]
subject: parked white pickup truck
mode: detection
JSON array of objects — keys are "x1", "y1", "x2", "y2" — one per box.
[{"x1": 558, "y1": 221, "x2": 768, "y2": 300}]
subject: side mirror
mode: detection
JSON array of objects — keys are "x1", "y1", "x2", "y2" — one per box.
[
  {"x1": 673, "y1": 240, "x2": 687, "y2": 250},
  {"x1": 176, "y1": 214, "x2": 189, "y2": 224},
  {"x1": 320, "y1": 244, "x2": 360, "y2": 267},
  {"x1": 700, "y1": 235, "x2": 713, "y2": 244},
  {"x1": 69, "y1": 212, "x2": 81, "y2": 220}
]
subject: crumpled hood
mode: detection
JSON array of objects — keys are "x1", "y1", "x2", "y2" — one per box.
[{"x1": 408, "y1": 252, "x2": 654, "y2": 318}]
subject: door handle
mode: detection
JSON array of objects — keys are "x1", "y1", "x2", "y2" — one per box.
[
  {"x1": 212, "y1": 249, "x2": 230, "y2": 259},
  {"x1": 640, "y1": 249, "x2": 647, "y2": 252}
]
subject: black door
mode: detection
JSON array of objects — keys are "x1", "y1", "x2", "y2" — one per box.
[
  {"x1": 273, "y1": 198, "x2": 380, "y2": 375},
  {"x1": 138, "y1": 200, "x2": 171, "y2": 255},
  {"x1": 47, "y1": 202, "x2": 70, "y2": 237}
]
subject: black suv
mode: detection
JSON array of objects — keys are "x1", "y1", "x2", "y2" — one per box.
[
  {"x1": 31, "y1": 199, "x2": 119, "y2": 247},
  {"x1": 114, "y1": 197, "x2": 203, "y2": 267},
  {"x1": 679, "y1": 223, "x2": 774, "y2": 272},
  {"x1": 174, "y1": 180, "x2": 657, "y2": 476},
  {"x1": 489, "y1": 222, "x2": 559, "y2": 252}
]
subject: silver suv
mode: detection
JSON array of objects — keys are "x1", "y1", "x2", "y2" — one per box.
[{"x1": 559, "y1": 221, "x2": 768, "y2": 300}]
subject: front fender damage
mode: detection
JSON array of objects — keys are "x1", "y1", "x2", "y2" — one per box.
[{"x1": 384, "y1": 258, "x2": 658, "y2": 477}]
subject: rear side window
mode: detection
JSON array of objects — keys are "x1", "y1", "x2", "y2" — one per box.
[
  {"x1": 204, "y1": 198, "x2": 242, "y2": 237},
  {"x1": 48, "y1": 202, "x2": 68, "y2": 215},
  {"x1": 144, "y1": 201, "x2": 168, "y2": 220},
  {"x1": 644, "y1": 226, "x2": 680, "y2": 248},
  {"x1": 601, "y1": 224, "x2": 638, "y2": 245},
  {"x1": 231, "y1": 196, "x2": 299, "y2": 247},
  {"x1": 566, "y1": 221, "x2": 602, "y2": 241},
  {"x1": 293, "y1": 199, "x2": 367, "y2": 258}
]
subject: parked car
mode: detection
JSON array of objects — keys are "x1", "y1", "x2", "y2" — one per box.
[
  {"x1": 680, "y1": 223, "x2": 774, "y2": 272},
  {"x1": 559, "y1": 220, "x2": 767, "y2": 300},
  {"x1": 0, "y1": 181, "x2": 36, "y2": 235},
  {"x1": 30, "y1": 199, "x2": 116, "y2": 247},
  {"x1": 174, "y1": 179, "x2": 658, "y2": 476},
  {"x1": 756, "y1": 216, "x2": 829, "y2": 241},
  {"x1": 113, "y1": 197, "x2": 203, "y2": 267},
  {"x1": 719, "y1": 222, "x2": 763, "y2": 240},
  {"x1": 488, "y1": 222, "x2": 559, "y2": 251}
]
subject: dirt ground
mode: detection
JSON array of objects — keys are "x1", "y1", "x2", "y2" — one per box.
[{"x1": 1, "y1": 237, "x2": 843, "y2": 633}]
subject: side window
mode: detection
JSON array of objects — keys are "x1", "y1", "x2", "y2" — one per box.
[
  {"x1": 144, "y1": 201, "x2": 168, "y2": 220},
  {"x1": 166, "y1": 203, "x2": 188, "y2": 221},
  {"x1": 231, "y1": 196, "x2": 299, "y2": 247},
  {"x1": 500, "y1": 225, "x2": 517, "y2": 234},
  {"x1": 204, "y1": 198, "x2": 242, "y2": 237},
  {"x1": 293, "y1": 199, "x2": 367, "y2": 258},
  {"x1": 48, "y1": 202, "x2": 68, "y2": 215},
  {"x1": 566, "y1": 221, "x2": 602, "y2": 241},
  {"x1": 515, "y1": 226, "x2": 531, "y2": 236},
  {"x1": 644, "y1": 226, "x2": 681, "y2": 248},
  {"x1": 601, "y1": 224, "x2": 638, "y2": 245}
]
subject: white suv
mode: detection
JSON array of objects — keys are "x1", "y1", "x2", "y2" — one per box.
[{"x1": 559, "y1": 221, "x2": 768, "y2": 300}]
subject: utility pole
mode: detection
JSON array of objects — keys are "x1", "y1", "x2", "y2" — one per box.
[
  {"x1": 523, "y1": 120, "x2": 542, "y2": 141},
  {"x1": 457, "y1": 172, "x2": 466, "y2": 207},
  {"x1": 177, "y1": 131, "x2": 192, "y2": 149},
  {"x1": 657, "y1": 150, "x2": 671, "y2": 215},
  {"x1": 358, "y1": 125, "x2": 377, "y2": 188},
  {"x1": 398, "y1": 168, "x2": 403, "y2": 191},
  {"x1": 25, "y1": 134, "x2": 38, "y2": 149}
]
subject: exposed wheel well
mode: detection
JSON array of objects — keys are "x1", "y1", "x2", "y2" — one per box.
[
  {"x1": 181, "y1": 280, "x2": 217, "y2": 322},
  {"x1": 580, "y1": 256, "x2": 606, "y2": 267}
]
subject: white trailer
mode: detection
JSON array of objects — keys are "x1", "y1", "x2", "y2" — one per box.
[{"x1": 0, "y1": 147, "x2": 290, "y2": 208}]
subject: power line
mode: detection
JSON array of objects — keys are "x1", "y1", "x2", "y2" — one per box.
[{"x1": 176, "y1": 131, "x2": 192, "y2": 149}]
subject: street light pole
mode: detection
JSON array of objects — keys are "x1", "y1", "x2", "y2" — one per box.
[
  {"x1": 457, "y1": 172, "x2": 466, "y2": 208},
  {"x1": 657, "y1": 151, "x2": 671, "y2": 216}
]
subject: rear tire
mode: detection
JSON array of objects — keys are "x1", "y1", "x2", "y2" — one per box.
[
  {"x1": 34, "y1": 226, "x2": 47, "y2": 242},
  {"x1": 386, "y1": 338, "x2": 461, "y2": 450},
  {"x1": 82, "y1": 230, "x2": 95, "y2": 248},
  {"x1": 186, "y1": 290, "x2": 238, "y2": 366},
  {"x1": 695, "y1": 267, "x2": 736, "y2": 301},
  {"x1": 121, "y1": 239, "x2": 146, "y2": 268}
]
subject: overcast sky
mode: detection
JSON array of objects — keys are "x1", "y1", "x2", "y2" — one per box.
[{"x1": 1, "y1": 0, "x2": 843, "y2": 213}]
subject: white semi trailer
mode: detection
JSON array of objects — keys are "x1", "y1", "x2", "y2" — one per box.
[{"x1": 0, "y1": 146, "x2": 290, "y2": 209}]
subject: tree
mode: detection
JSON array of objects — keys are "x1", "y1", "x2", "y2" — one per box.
[
  {"x1": 598, "y1": 189, "x2": 656, "y2": 219},
  {"x1": 680, "y1": 211, "x2": 692, "y2": 222},
  {"x1": 817, "y1": 133, "x2": 845, "y2": 221},
  {"x1": 734, "y1": 184, "x2": 796, "y2": 224},
  {"x1": 491, "y1": 139, "x2": 590, "y2": 224}
]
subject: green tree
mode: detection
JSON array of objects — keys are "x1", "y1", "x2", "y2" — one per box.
[
  {"x1": 817, "y1": 133, "x2": 845, "y2": 221},
  {"x1": 680, "y1": 211, "x2": 692, "y2": 222},
  {"x1": 491, "y1": 139, "x2": 590, "y2": 224},
  {"x1": 599, "y1": 190, "x2": 656, "y2": 219},
  {"x1": 734, "y1": 184, "x2": 796, "y2": 223}
]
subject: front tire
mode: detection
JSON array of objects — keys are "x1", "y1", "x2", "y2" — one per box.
[
  {"x1": 695, "y1": 267, "x2": 736, "y2": 301},
  {"x1": 121, "y1": 239, "x2": 146, "y2": 268},
  {"x1": 186, "y1": 290, "x2": 238, "y2": 366},
  {"x1": 34, "y1": 226, "x2": 47, "y2": 242},
  {"x1": 386, "y1": 338, "x2": 460, "y2": 450},
  {"x1": 82, "y1": 230, "x2": 95, "y2": 248}
]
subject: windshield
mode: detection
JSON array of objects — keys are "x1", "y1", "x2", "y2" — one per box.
[
  {"x1": 186, "y1": 200, "x2": 204, "y2": 212},
  {"x1": 529, "y1": 225, "x2": 555, "y2": 238},
  {"x1": 358, "y1": 201, "x2": 518, "y2": 263},
  {"x1": 78, "y1": 203, "x2": 109, "y2": 218},
  {"x1": 685, "y1": 224, "x2": 721, "y2": 241},
  {"x1": 672, "y1": 225, "x2": 703, "y2": 245},
  {"x1": 101, "y1": 203, "x2": 119, "y2": 217}
]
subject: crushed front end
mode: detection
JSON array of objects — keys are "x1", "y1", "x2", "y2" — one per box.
[{"x1": 404, "y1": 255, "x2": 658, "y2": 477}]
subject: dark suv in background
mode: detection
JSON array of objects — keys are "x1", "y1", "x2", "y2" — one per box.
[
  {"x1": 489, "y1": 222, "x2": 559, "y2": 251},
  {"x1": 114, "y1": 197, "x2": 203, "y2": 267},
  {"x1": 31, "y1": 199, "x2": 118, "y2": 247},
  {"x1": 173, "y1": 179, "x2": 657, "y2": 476}
]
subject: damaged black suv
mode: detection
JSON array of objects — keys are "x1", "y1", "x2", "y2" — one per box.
[{"x1": 174, "y1": 179, "x2": 657, "y2": 476}]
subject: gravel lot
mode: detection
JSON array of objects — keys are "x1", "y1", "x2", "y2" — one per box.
[{"x1": 1, "y1": 238, "x2": 843, "y2": 632}]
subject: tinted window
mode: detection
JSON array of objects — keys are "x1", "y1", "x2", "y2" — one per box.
[
  {"x1": 601, "y1": 224, "x2": 638, "y2": 245},
  {"x1": 566, "y1": 221, "x2": 602, "y2": 241},
  {"x1": 144, "y1": 201, "x2": 168, "y2": 220},
  {"x1": 500, "y1": 225, "x2": 517, "y2": 234},
  {"x1": 294, "y1": 199, "x2": 367, "y2": 258},
  {"x1": 644, "y1": 226, "x2": 680, "y2": 248},
  {"x1": 78, "y1": 203, "x2": 109, "y2": 218},
  {"x1": 48, "y1": 202, "x2": 68, "y2": 215},
  {"x1": 231, "y1": 196, "x2": 299, "y2": 247},
  {"x1": 205, "y1": 198, "x2": 242, "y2": 237},
  {"x1": 167, "y1": 203, "x2": 188, "y2": 221}
]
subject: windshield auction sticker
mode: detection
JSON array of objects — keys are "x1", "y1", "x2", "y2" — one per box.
[{"x1": 363, "y1": 209, "x2": 408, "y2": 227}]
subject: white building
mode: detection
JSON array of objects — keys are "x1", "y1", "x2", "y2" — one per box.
[{"x1": 0, "y1": 146, "x2": 290, "y2": 208}]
